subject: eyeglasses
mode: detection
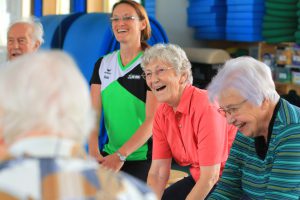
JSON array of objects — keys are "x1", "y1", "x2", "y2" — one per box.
[
  {"x1": 110, "y1": 15, "x2": 139, "y2": 23},
  {"x1": 218, "y1": 99, "x2": 247, "y2": 117},
  {"x1": 141, "y1": 67, "x2": 175, "y2": 80}
]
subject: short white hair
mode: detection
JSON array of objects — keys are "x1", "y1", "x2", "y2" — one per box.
[
  {"x1": 207, "y1": 56, "x2": 280, "y2": 105},
  {"x1": 141, "y1": 43, "x2": 193, "y2": 84},
  {"x1": 0, "y1": 51, "x2": 95, "y2": 145},
  {"x1": 8, "y1": 17, "x2": 44, "y2": 44}
]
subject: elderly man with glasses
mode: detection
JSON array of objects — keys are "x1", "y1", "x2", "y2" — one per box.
[{"x1": 207, "y1": 56, "x2": 300, "y2": 199}]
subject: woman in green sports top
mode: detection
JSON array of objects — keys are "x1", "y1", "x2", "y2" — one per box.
[{"x1": 89, "y1": 0, "x2": 158, "y2": 182}]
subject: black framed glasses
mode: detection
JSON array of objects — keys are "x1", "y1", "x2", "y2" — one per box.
[{"x1": 218, "y1": 99, "x2": 247, "y2": 117}]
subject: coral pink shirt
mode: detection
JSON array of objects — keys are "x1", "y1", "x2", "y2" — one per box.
[{"x1": 152, "y1": 85, "x2": 237, "y2": 181}]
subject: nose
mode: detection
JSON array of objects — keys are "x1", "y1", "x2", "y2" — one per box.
[
  {"x1": 115, "y1": 18, "x2": 125, "y2": 25},
  {"x1": 12, "y1": 41, "x2": 19, "y2": 49},
  {"x1": 149, "y1": 72, "x2": 160, "y2": 83}
]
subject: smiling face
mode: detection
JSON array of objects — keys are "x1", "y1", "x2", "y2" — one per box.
[
  {"x1": 7, "y1": 23, "x2": 40, "y2": 60},
  {"x1": 144, "y1": 60, "x2": 187, "y2": 108},
  {"x1": 111, "y1": 3, "x2": 146, "y2": 45},
  {"x1": 218, "y1": 88, "x2": 270, "y2": 138}
]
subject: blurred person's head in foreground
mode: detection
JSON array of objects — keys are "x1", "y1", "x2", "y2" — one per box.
[
  {"x1": 0, "y1": 50, "x2": 94, "y2": 146},
  {"x1": 0, "y1": 51, "x2": 157, "y2": 200}
]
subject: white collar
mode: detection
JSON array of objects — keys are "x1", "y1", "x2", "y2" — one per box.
[{"x1": 9, "y1": 137, "x2": 80, "y2": 158}]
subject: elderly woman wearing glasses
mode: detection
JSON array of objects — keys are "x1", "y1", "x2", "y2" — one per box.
[
  {"x1": 141, "y1": 43, "x2": 237, "y2": 200},
  {"x1": 207, "y1": 56, "x2": 300, "y2": 199}
]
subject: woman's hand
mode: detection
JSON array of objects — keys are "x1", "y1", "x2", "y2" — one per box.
[
  {"x1": 91, "y1": 152, "x2": 104, "y2": 164},
  {"x1": 101, "y1": 153, "x2": 124, "y2": 172}
]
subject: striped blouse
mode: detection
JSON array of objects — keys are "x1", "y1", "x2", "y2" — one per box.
[{"x1": 209, "y1": 98, "x2": 300, "y2": 199}]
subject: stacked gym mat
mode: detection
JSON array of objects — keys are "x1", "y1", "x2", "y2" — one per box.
[
  {"x1": 187, "y1": 0, "x2": 226, "y2": 40},
  {"x1": 262, "y1": 0, "x2": 298, "y2": 43},
  {"x1": 187, "y1": 0, "x2": 265, "y2": 42},
  {"x1": 226, "y1": 0, "x2": 264, "y2": 42}
]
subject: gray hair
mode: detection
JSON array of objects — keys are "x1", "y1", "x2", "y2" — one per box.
[
  {"x1": 8, "y1": 17, "x2": 44, "y2": 44},
  {"x1": 0, "y1": 51, "x2": 95, "y2": 145},
  {"x1": 207, "y1": 56, "x2": 280, "y2": 106},
  {"x1": 141, "y1": 43, "x2": 193, "y2": 84}
]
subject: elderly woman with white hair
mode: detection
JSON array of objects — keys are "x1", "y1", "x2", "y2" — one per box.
[
  {"x1": 0, "y1": 51, "x2": 157, "y2": 200},
  {"x1": 207, "y1": 56, "x2": 300, "y2": 199},
  {"x1": 142, "y1": 44, "x2": 237, "y2": 200}
]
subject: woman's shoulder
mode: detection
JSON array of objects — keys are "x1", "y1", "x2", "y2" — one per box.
[
  {"x1": 94, "y1": 50, "x2": 119, "y2": 67},
  {"x1": 190, "y1": 87, "x2": 211, "y2": 107},
  {"x1": 102, "y1": 50, "x2": 118, "y2": 61}
]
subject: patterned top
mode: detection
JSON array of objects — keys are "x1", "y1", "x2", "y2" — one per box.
[
  {"x1": 208, "y1": 98, "x2": 300, "y2": 200},
  {"x1": 90, "y1": 50, "x2": 151, "y2": 160},
  {"x1": 0, "y1": 137, "x2": 156, "y2": 200}
]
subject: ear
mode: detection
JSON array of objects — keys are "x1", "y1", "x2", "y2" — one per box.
[
  {"x1": 33, "y1": 40, "x2": 41, "y2": 50},
  {"x1": 140, "y1": 19, "x2": 146, "y2": 31},
  {"x1": 260, "y1": 98, "x2": 270, "y2": 110},
  {"x1": 179, "y1": 72, "x2": 188, "y2": 84}
]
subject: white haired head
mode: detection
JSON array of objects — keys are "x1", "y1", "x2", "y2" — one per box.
[
  {"x1": 207, "y1": 56, "x2": 280, "y2": 105},
  {"x1": 8, "y1": 17, "x2": 44, "y2": 45},
  {"x1": 141, "y1": 43, "x2": 193, "y2": 84},
  {"x1": 0, "y1": 51, "x2": 95, "y2": 145}
]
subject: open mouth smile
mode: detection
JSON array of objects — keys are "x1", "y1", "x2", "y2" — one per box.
[{"x1": 156, "y1": 85, "x2": 166, "y2": 92}]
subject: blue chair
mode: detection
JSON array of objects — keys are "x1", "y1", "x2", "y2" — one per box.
[
  {"x1": 40, "y1": 13, "x2": 83, "y2": 49},
  {"x1": 62, "y1": 13, "x2": 115, "y2": 151},
  {"x1": 62, "y1": 13, "x2": 114, "y2": 82}
]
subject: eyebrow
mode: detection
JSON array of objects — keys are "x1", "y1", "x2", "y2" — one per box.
[
  {"x1": 224, "y1": 104, "x2": 236, "y2": 108},
  {"x1": 223, "y1": 99, "x2": 247, "y2": 109},
  {"x1": 145, "y1": 65, "x2": 164, "y2": 71},
  {"x1": 8, "y1": 36, "x2": 27, "y2": 39},
  {"x1": 112, "y1": 13, "x2": 132, "y2": 17},
  {"x1": 222, "y1": 104, "x2": 242, "y2": 110}
]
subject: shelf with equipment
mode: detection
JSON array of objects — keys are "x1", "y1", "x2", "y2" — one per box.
[
  {"x1": 275, "y1": 82, "x2": 300, "y2": 95},
  {"x1": 206, "y1": 41, "x2": 300, "y2": 95},
  {"x1": 260, "y1": 42, "x2": 300, "y2": 95}
]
